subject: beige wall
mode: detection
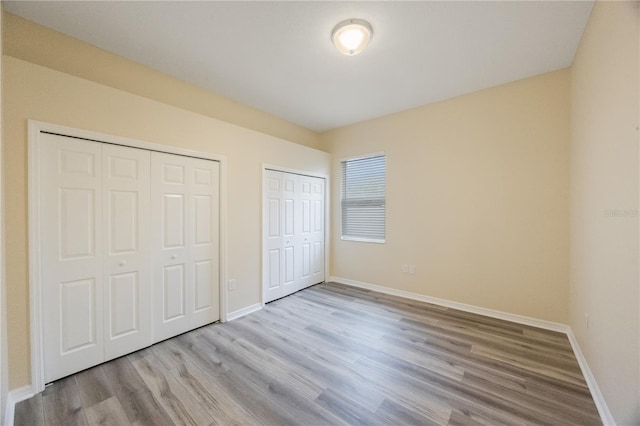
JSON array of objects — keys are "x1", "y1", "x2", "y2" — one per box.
[
  {"x1": 4, "y1": 6, "x2": 638, "y2": 423},
  {"x1": 321, "y1": 70, "x2": 570, "y2": 323},
  {"x1": 0, "y1": 3, "x2": 7, "y2": 423},
  {"x1": 3, "y1": 12, "x2": 322, "y2": 151},
  {"x1": 569, "y1": 2, "x2": 639, "y2": 424},
  {"x1": 3, "y1": 55, "x2": 330, "y2": 389}
]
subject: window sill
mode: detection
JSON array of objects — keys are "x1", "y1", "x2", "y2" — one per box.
[{"x1": 341, "y1": 236, "x2": 386, "y2": 244}]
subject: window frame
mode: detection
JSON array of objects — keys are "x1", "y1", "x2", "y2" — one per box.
[{"x1": 340, "y1": 152, "x2": 386, "y2": 244}]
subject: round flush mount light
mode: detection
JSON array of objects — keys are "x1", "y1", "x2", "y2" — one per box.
[{"x1": 331, "y1": 19, "x2": 373, "y2": 56}]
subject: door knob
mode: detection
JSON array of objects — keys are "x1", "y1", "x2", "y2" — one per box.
[
  {"x1": 119, "y1": 261, "x2": 126, "y2": 267},
  {"x1": 171, "y1": 254, "x2": 177, "y2": 259}
]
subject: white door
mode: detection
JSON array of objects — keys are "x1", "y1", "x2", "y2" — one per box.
[
  {"x1": 189, "y1": 157, "x2": 220, "y2": 329},
  {"x1": 41, "y1": 133, "x2": 105, "y2": 383},
  {"x1": 299, "y1": 177, "x2": 313, "y2": 291},
  {"x1": 102, "y1": 144, "x2": 152, "y2": 361},
  {"x1": 151, "y1": 153, "x2": 220, "y2": 341},
  {"x1": 264, "y1": 171, "x2": 284, "y2": 302},
  {"x1": 306, "y1": 176, "x2": 325, "y2": 286},
  {"x1": 263, "y1": 170, "x2": 325, "y2": 303},
  {"x1": 38, "y1": 131, "x2": 221, "y2": 382},
  {"x1": 281, "y1": 173, "x2": 299, "y2": 297}
]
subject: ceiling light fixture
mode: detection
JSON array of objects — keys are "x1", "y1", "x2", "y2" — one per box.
[{"x1": 331, "y1": 19, "x2": 373, "y2": 56}]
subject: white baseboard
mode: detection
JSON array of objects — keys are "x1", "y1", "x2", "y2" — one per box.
[
  {"x1": 566, "y1": 329, "x2": 616, "y2": 425},
  {"x1": 328, "y1": 276, "x2": 614, "y2": 426},
  {"x1": 329, "y1": 276, "x2": 568, "y2": 332},
  {"x1": 226, "y1": 303, "x2": 262, "y2": 322},
  {"x1": 4, "y1": 385, "x2": 34, "y2": 426}
]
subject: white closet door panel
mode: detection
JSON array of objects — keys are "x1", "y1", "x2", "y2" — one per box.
[
  {"x1": 311, "y1": 177, "x2": 325, "y2": 284},
  {"x1": 40, "y1": 133, "x2": 104, "y2": 383},
  {"x1": 152, "y1": 153, "x2": 220, "y2": 340},
  {"x1": 189, "y1": 158, "x2": 219, "y2": 328},
  {"x1": 263, "y1": 171, "x2": 284, "y2": 302},
  {"x1": 102, "y1": 144, "x2": 151, "y2": 361},
  {"x1": 152, "y1": 152, "x2": 191, "y2": 341},
  {"x1": 301, "y1": 175, "x2": 325, "y2": 287},
  {"x1": 298, "y1": 176, "x2": 312, "y2": 290},
  {"x1": 281, "y1": 173, "x2": 299, "y2": 297}
]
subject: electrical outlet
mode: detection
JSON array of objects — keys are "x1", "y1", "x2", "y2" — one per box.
[
  {"x1": 408, "y1": 265, "x2": 416, "y2": 275},
  {"x1": 402, "y1": 264, "x2": 409, "y2": 273},
  {"x1": 228, "y1": 279, "x2": 236, "y2": 291}
]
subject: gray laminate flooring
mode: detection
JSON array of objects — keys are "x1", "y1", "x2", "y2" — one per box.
[{"x1": 15, "y1": 282, "x2": 602, "y2": 425}]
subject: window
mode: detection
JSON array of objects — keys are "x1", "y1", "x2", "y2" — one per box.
[{"x1": 341, "y1": 154, "x2": 386, "y2": 243}]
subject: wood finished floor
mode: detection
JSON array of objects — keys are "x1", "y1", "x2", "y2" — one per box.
[{"x1": 15, "y1": 282, "x2": 601, "y2": 426}]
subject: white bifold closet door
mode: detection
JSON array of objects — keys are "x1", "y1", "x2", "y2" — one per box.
[
  {"x1": 151, "y1": 152, "x2": 220, "y2": 342},
  {"x1": 39, "y1": 132, "x2": 220, "y2": 383},
  {"x1": 40, "y1": 134, "x2": 152, "y2": 383},
  {"x1": 264, "y1": 170, "x2": 324, "y2": 303}
]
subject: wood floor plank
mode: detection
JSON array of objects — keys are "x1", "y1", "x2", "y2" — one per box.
[
  {"x1": 227, "y1": 315, "x2": 386, "y2": 413},
  {"x1": 132, "y1": 354, "x2": 214, "y2": 425},
  {"x1": 194, "y1": 327, "x2": 347, "y2": 426},
  {"x1": 315, "y1": 388, "x2": 386, "y2": 425},
  {"x1": 376, "y1": 397, "x2": 444, "y2": 426},
  {"x1": 170, "y1": 361, "x2": 262, "y2": 426},
  {"x1": 75, "y1": 365, "x2": 114, "y2": 408},
  {"x1": 14, "y1": 393, "x2": 44, "y2": 426},
  {"x1": 42, "y1": 376, "x2": 88, "y2": 426},
  {"x1": 84, "y1": 396, "x2": 130, "y2": 426},
  {"x1": 102, "y1": 356, "x2": 146, "y2": 396},
  {"x1": 167, "y1": 334, "x2": 302, "y2": 426},
  {"x1": 212, "y1": 326, "x2": 326, "y2": 400},
  {"x1": 124, "y1": 388, "x2": 174, "y2": 426},
  {"x1": 16, "y1": 282, "x2": 602, "y2": 426},
  {"x1": 101, "y1": 355, "x2": 149, "y2": 423}
]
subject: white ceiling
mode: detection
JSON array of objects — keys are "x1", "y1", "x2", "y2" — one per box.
[{"x1": 5, "y1": 1, "x2": 594, "y2": 132}]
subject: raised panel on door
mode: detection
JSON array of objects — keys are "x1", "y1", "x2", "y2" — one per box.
[
  {"x1": 189, "y1": 158, "x2": 220, "y2": 328},
  {"x1": 263, "y1": 171, "x2": 284, "y2": 302},
  {"x1": 40, "y1": 133, "x2": 104, "y2": 383},
  {"x1": 102, "y1": 144, "x2": 151, "y2": 361},
  {"x1": 151, "y1": 152, "x2": 191, "y2": 341},
  {"x1": 59, "y1": 278, "x2": 97, "y2": 353},
  {"x1": 163, "y1": 264, "x2": 186, "y2": 319},
  {"x1": 301, "y1": 243, "x2": 311, "y2": 283}
]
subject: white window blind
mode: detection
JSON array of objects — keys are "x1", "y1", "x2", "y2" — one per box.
[{"x1": 341, "y1": 154, "x2": 386, "y2": 242}]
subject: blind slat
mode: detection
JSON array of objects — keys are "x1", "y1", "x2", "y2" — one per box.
[{"x1": 341, "y1": 155, "x2": 386, "y2": 241}]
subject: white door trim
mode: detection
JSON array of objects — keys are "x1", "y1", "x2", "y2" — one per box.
[
  {"x1": 261, "y1": 164, "x2": 329, "y2": 306},
  {"x1": 28, "y1": 120, "x2": 228, "y2": 393}
]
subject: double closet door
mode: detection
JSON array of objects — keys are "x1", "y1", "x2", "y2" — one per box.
[
  {"x1": 39, "y1": 132, "x2": 219, "y2": 383},
  {"x1": 264, "y1": 170, "x2": 325, "y2": 303}
]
